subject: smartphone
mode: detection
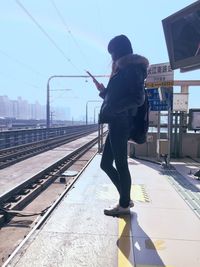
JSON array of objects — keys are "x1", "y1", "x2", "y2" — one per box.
[{"x1": 86, "y1": 70, "x2": 99, "y2": 84}]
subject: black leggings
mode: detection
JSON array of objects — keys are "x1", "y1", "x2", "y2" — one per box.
[{"x1": 100, "y1": 116, "x2": 131, "y2": 208}]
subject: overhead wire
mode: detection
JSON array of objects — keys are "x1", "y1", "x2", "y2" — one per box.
[
  {"x1": 12, "y1": 0, "x2": 109, "y2": 111},
  {"x1": 96, "y1": 0, "x2": 107, "y2": 38},
  {"x1": 0, "y1": 48, "x2": 45, "y2": 90},
  {"x1": 15, "y1": 0, "x2": 81, "y2": 72},
  {"x1": 0, "y1": 49, "x2": 45, "y2": 78},
  {"x1": 50, "y1": 0, "x2": 90, "y2": 68},
  {"x1": 93, "y1": 0, "x2": 111, "y2": 75},
  {"x1": 0, "y1": 70, "x2": 40, "y2": 89}
]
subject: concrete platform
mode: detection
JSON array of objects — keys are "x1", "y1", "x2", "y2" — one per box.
[{"x1": 4, "y1": 154, "x2": 200, "y2": 267}]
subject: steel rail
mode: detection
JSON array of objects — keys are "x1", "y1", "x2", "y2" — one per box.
[
  {"x1": 0, "y1": 126, "x2": 98, "y2": 169},
  {"x1": 0, "y1": 136, "x2": 99, "y2": 206},
  {"x1": 0, "y1": 125, "x2": 97, "y2": 154}
]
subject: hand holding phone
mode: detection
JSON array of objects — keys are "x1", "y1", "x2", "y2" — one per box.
[{"x1": 86, "y1": 70, "x2": 104, "y2": 91}]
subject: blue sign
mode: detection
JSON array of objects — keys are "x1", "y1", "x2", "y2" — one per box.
[{"x1": 147, "y1": 87, "x2": 173, "y2": 111}]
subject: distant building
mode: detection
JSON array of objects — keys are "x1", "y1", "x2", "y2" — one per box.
[
  {"x1": 0, "y1": 95, "x2": 70, "y2": 121},
  {"x1": 12, "y1": 100, "x2": 19, "y2": 118},
  {"x1": 0, "y1": 95, "x2": 12, "y2": 117}
]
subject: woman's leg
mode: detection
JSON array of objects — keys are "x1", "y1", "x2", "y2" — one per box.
[
  {"x1": 100, "y1": 134, "x2": 121, "y2": 193},
  {"x1": 109, "y1": 118, "x2": 131, "y2": 208}
]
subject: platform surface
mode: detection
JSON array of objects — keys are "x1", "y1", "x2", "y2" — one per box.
[{"x1": 6, "y1": 154, "x2": 200, "y2": 267}]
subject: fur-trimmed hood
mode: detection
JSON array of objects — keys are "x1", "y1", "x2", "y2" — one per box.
[
  {"x1": 99, "y1": 53, "x2": 148, "y2": 123},
  {"x1": 116, "y1": 54, "x2": 149, "y2": 70}
]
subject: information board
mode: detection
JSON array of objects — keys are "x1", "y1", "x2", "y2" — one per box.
[
  {"x1": 147, "y1": 87, "x2": 173, "y2": 111},
  {"x1": 146, "y1": 62, "x2": 174, "y2": 88}
]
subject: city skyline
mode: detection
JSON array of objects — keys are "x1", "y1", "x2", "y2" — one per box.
[{"x1": 0, "y1": 94, "x2": 70, "y2": 121}]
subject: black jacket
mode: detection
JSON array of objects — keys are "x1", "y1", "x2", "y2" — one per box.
[{"x1": 99, "y1": 54, "x2": 149, "y2": 123}]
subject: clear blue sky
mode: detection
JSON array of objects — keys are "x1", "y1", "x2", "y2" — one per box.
[{"x1": 0, "y1": 0, "x2": 199, "y2": 120}]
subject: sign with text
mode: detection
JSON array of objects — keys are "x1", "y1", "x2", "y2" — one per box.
[
  {"x1": 147, "y1": 87, "x2": 173, "y2": 111},
  {"x1": 146, "y1": 62, "x2": 174, "y2": 88}
]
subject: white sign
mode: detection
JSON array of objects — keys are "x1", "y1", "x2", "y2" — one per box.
[
  {"x1": 173, "y1": 93, "x2": 188, "y2": 111},
  {"x1": 146, "y1": 62, "x2": 174, "y2": 88}
]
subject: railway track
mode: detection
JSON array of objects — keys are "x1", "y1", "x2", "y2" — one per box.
[
  {"x1": 0, "y1": 132, "x2": 106, "y2": 265},
  {"x1": 0, "y1": 134, "x2": 100, "y2": 224},
  {"x1": 0, "y1": 125, "x2": 97, "y2": 169}
]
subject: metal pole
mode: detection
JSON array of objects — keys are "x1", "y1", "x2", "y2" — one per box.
[
  {"x1": 46, "y1": 74, "x2": 107, "y2": 128},
  {"x1": 47, "y1": 78, "x2": 51, "y2": 128},
  {"x1": 167, "y1": 108, "x2": 172, "y2": 166},
  {"x1": 157, "y1": 110, "x2": 161, "y2": 161},
  {"x1": 86, "y1": 102, "x2": 88, "y2": 125},
  {"x1": 85, "y1": 100, "x2": 102, "y2": 125},
  {"x1": 94, "y1": 106, "x2": 101, "y2": 124},
  {"x1": 174, "y1": 112, "x2": 178, "y2": 157},
  {"x1": 179, "y1": 112, "x2": 184, "y2": 158}
]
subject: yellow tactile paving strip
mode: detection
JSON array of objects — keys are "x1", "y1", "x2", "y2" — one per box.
[
  {"x1": 131, "y1": 184, "x2": 150, "y2": 203},
  {"x1": 118, "y1": 216, "x2": 134, "y2": 267},
  {"x1": 118, "y1": 222, "x2": 174, "y2": 267},
  {"x1": 97, "y1": 184, "x2": 150, "y2": 203},
  {"x1": 118, "y1": 185, "x2": 150, "y2": 267}
]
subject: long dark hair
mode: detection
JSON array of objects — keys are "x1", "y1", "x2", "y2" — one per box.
[{"x1": 108, "y1": 35, "x2": 133, "y2": 61}]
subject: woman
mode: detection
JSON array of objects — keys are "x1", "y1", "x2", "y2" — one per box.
[{"x1": 96, "y1": 35, "x2": 149, "y2": 216}]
